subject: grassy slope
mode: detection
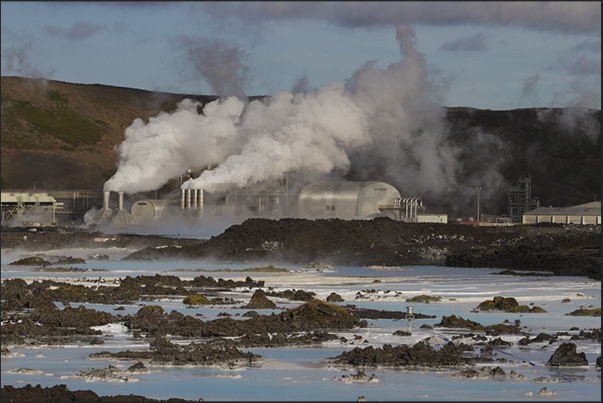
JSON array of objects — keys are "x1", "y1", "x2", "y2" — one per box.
[{"x1": 1, "y1": 76, "x2": 217, "y2": 189}]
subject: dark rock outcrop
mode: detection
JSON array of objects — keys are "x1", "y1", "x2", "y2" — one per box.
[
  {"x1": 546, "y1": 342, "x2": 588, "y2": 367},
  {"x1": 0, "y1": 383, "x2": 190, "y2": 401},
  {"x1": 327, "y1": 341, "x2": 491, "y2": 368},
  {"x1": 242, "y1": 291, "x2": 277, "y2": 309}
]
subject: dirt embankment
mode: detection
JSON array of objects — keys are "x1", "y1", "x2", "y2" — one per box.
[{"x1": 121, "y1": 218, "x2": 601, "y2": 280}]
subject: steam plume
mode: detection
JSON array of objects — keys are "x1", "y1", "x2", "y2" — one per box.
[{"x1": 105, "y1": 25, "x2": 491, "y2": 208}]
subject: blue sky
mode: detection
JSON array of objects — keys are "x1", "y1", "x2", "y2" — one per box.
[{"x1": 1, "y1": 1, "x2": 601, "y2": 110}]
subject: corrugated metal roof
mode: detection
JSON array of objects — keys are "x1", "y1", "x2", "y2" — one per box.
[
  {"x1": 573, "y1": 201, "x2": 601, "y2": 209},
  {"x1": 0, "y1": 192, "x2": 56, "y2": 204}
]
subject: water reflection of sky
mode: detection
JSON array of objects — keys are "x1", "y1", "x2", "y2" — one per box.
[{"x1": 1, "y1": 249, "x2": 600, "y2": 401}]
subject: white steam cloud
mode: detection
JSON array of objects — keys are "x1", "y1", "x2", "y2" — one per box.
[
  {"x1": 105, "y1": 25, "x2": 468, "y2": 203},
  {"x1": 183, "y1": 82, "x2": 369, "y2": 190}
]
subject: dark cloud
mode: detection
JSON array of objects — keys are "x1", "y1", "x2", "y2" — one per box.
[
  {"x1": 439, "y1": 32, "x2": 488, "y2": 52},
  {"x1": 44, "y1": 21, "x2": 105, "y2": 41},
  {"x1": 199, "y1": 2, "x2": 601, "y2": 34}
]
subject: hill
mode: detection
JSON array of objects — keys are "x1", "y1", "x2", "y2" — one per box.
[
  {"x1": 1, "y1": 76, "x2": 600, "y2": 217},
  {"x1": 1, "y1": 76, "x2": 218, "y2": 190}
]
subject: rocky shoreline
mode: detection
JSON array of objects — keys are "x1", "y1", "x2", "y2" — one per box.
[
  {"x1": 1, "y1": 219, "x2": 600, "y2": 401},
  {"x1": 2, "y1": 219, "x2": 600, "y2": 280},
  {"x1": 123, "y1": 218, "x2": 601, "y2": 280}
]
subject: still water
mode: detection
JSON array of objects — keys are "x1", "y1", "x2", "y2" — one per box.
[{"x1": 1, "y1": 246, "x2": 600, "y2": 401}]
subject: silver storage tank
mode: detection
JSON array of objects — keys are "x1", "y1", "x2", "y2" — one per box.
[
  {"x1": 297, "y1": 181, "x2": 402, "y2": 220},
  {"x1": 130, "y1": 199, "x2": 169, "y2": 224}
]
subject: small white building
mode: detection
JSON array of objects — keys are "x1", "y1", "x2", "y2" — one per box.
[
  {"x1": 522, "y1": 201, "x2": 601, "y2": 225},
  {"x1": 417, "y1": 214, "x2": 448, "y2": 223}
]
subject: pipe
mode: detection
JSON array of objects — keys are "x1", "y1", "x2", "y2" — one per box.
[
  {"x1": 192, "y1": 188, "x2": 197, "y2": 209},
  {"x1": 103, "y1": 191, "x2": 110, "y2": 211},
  {"x1": 118, "y1": 192, "x2": 124, "y2": 211},
  {"x1": 186, "y1": 189, "x2": 191, "y2": 209},
  {"x1": 198, "y1": 189, "x2": 204, "y2": 211},
  {"x1": 404, "y1": 198, "x2": 410, "y2": 222},
  {"x1": 180, "y1": 189, "x2": 185, "y2": 209}
]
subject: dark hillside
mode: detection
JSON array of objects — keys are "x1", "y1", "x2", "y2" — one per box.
[
  {"x1": 1, "y1": 77, "x2": 600, "y2": 216},
  {"x1": 444, "y1": 107, "x2": 601, "y2": 213}
]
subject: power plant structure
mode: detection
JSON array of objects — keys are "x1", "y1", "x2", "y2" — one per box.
[
  {"x1": 5, "y1": 176, "x2": 597, "y2": 229},
  {"x1": 88, "y1": 180, "x2": 427, "y2": 228},
  {"x1": 0, "y1": 191, "x2": 63, "y2": 224},
  {"x1": 508, "y1": 175, "x2": 540, "y2": 223},
  {"x1": 92, "y1": 191, "x2": 136, "y2": 227}
]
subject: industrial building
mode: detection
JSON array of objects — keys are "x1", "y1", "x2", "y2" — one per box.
[
  {"x1": 522, "y1": 201, "x2": 601, "y2": 225},
  {"x1": 296, "y1": 181, "x2": 424, "y2": 221},
  {"x1": 84, "y1": 180, "x2": 431, "y2": 227},
  {"x1": 130, "y1": 199, "x2": 172, "y2": 224},
  {"x1": 1, "y1": 191, "x2": 62, "y2": 224},
  {"x1": 1, "y1": 189, "x2": 105, "y2": 225},
  {"x1": 508, "y1": 175, "x2": 540, "y2": 223},
  {"x1": 173, "y1": 181, "x2": 427, "y2": 223}
]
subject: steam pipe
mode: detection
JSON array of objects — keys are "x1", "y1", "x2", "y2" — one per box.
[
  {"x1": 198, "y1": 189, "x2": 204, "y2": 212},
  {"x1": 180, "y1": 189, "x2": 185, "y2": 209},
  {"x1": 118, "y1": 192, "x2": 124, "y2": 210},
  {"x1": 192, "y1": 188, "x2": 197, "y2": 209},
  {"x1": 186, "y1": 189, "x2": 191, "y2": 209},
  {"x1": 103, "y1": 191, "x2": 110, "y2": 210}
]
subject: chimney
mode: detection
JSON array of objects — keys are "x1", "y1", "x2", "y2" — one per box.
[
  {"x1": 118, "y1": 191, "x2": 124, "y2": 210},
  {"x1": 192, "y1": 187, "x2": 197, "y2": 209},
  {"x1": 103, "y1": 191, "x2": 111, "y2": 210},
  {"x1": 181, "y1": 189, "x2": 185, "y2": 209},
  {"x1": 186, "y1": 188, "x2": 191, "y2": 209},
  {"x1": 198, "y1": 189, "x2": 204, "y2": 215}
]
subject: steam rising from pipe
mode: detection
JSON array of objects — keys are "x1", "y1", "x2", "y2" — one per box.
[{"x1": 104, "y1": 25, "x2": 477, "y2": 206}]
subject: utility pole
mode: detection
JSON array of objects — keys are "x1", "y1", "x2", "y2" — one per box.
[{"x1": 475, "y1": 187, "x2": 482, "y2": 221}]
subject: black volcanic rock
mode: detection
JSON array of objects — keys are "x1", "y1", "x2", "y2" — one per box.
[
  {"x1": 124, "y1": 218, "x2": 601, "y2": 280},
  {"x1": 243, "y1": 291, "x2": 277, "y2": 309},
  {"x1": 546, "y1": 342, "x2": 588, "y2": 367}
]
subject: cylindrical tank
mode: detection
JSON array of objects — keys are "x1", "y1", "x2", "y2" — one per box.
[
  {"x1": 297, "y1": 181, "x2": 402, "y2": 220},
  {"x1": 130, "y1": 199, "x2": 169, "y2": 224}
]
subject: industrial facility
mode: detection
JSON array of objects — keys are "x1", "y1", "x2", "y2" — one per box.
[
  {"x1": 2, "y1": 176, "x2": 599, "y2": 229},
  {"x1": 85, "y1": 180, "x2": 432, "y2": 228},
  {"x1": 1, "y1": 189, "x2": 103, "y2": 226},
  {"x1": 522, "y1": 201, "x2": 601, "y2": 225},
  {"x1": 0, "y1": 191, "x2": 62, "y2": 224}
]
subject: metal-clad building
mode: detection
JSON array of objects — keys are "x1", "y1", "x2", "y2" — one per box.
[
  {"x1": 1, "y1": 191, "x2": 61, "y2": 224},
  {"x1": 297, "y1": 181, "x2": 402, "y2": 220},
  {"x1": 131, "y1": 199, "x2": 170, "y2": 224},
  {"x1": 522, "y1": 201, "x2": 601, "y2": 225}
]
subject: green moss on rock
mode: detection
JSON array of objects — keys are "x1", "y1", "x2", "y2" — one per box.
[
  {"x1": 9, "y1": 256, "x2": 51, "y2": 266},
  {"x1": 326, "y1": 292, "x2": 344, "y2": 302},
  {"x1": 565, "y1": 308, "x2": 601, "y2": 317},
  {"x1": 183, "y1": 294, "x2": 214, "y2": 305},
  {"x1": 475, "y1": 296, "x2": 519, "y2": 312},
  {"x1": 406, "y1": 294, "x2": 442, "y2": 303}
]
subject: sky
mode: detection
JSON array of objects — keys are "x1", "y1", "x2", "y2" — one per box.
[{"x1": 1, "y1": 1, "x2": 600, "y2": 111}]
